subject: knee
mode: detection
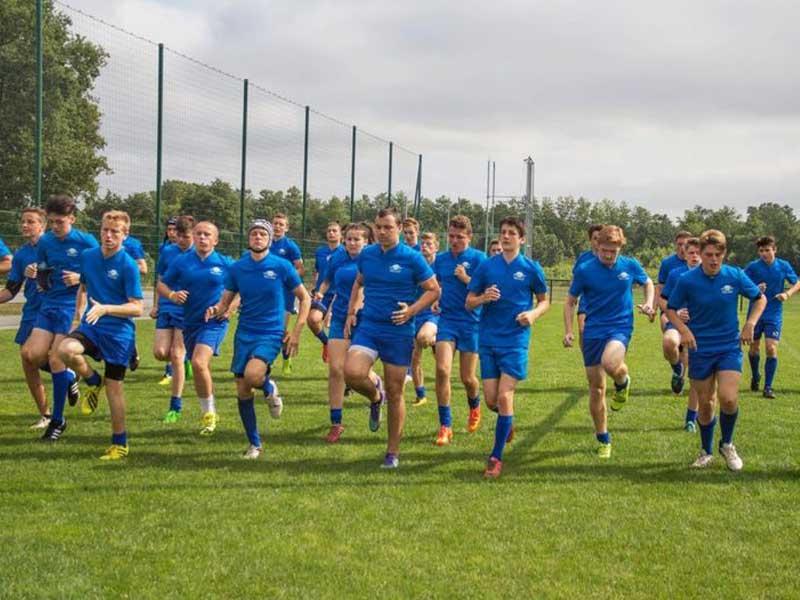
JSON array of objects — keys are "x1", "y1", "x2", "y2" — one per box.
[
  {"x1": 435, "y1": 364, "x2": 450, "y2": 381},
  {"x1": 343, "y1": 361, "x2": 362, "y2": 384},
  {"x1": 20, "y1": 345, "x2": 38, "y2": 364},
  {"x1": 153, "y1": 347, "x2": 169, "y2": 361},
  {"x1": 170, "y1": 346, "x2": 185, "y2": 363},
  {"x1": 329, "y1": 362, "x2": 345, "y2": 380},
  {"x1": 191, "y1": 357, "x2": 207, "y2": 373}
]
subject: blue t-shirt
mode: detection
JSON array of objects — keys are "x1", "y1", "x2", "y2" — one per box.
[
  {"x1": 658, "y1": 253, "x2": 686, "y2": 285},
  {"x1": 36, "y1": 229, "x2": 99, "y2": 309},
  {"x1": 123, "y1": 236, "x2": 146, "y2": 261},
  {"x1": 156, "y1": 244, "x2": 194, "y2": 315},
  {"x1": 271, "y1": 236, "x2": 302, "y2": 264},
  {"x1": 314, "y1": 244, "x2": 342, "y2": 292},
  {"x1": 572, "y1": 250, "x2": 595, "y2": 274},
  {"x1": 357, "y1": 242, "x2": 435, "y2": 336},
  {"x1": 324, "y1": 250, "x2": 360, "y2": 323},
  {"x1": 661, "y1": 264, "x2": 692, "y2": 305},
  {"x1": 159, "y1": 240, "x2": 171, "y2": 253},
  {"x1": 744, "y1": 258, "x2": 798, "y2": 322},
  {"x1": 468, "y1": 253, "x2": 548, "y2": 348},
  {"x1": 162, "y1": 250, "x2": 233, "y2": 328},
  {"x1": 434, "y1": 247, "x2": 486, "y2": 323},
  {"x1": 225, "y1": 252, "x2": 302, "y2": 337},
  {"x1": 569, "y1": 255, "x2": 649, "y2": 340},
  {"x1": 0, "y1": 237, "x2": 10, "y2": 258},
  {"x1": 668, "y1": 264, "x2": 762, "y2": 354},
  {"x1": 8, "y1": 242, "x2": 42, "y2": 322},
  {"x1": 79, "y1": 247, "x2": 143, "y2": 341}
]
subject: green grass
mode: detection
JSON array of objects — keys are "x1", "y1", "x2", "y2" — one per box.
[{"x1": 1, "y1": 303, "x2": 799, "y2": 598}]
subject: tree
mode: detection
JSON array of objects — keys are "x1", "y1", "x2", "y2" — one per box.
[{"x1": 0, "y1": 0, "x2": 109, "y2": 209}]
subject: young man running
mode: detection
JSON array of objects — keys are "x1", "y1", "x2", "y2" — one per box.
[
  {"x1": 158, "y1": 221, "x2": 234, "y2": 436},
  {"x1": 667, "y1": 229, "x2": 765, "y2": 471},
  {"x1": 563, "y1": 225, "x2": 655, "y2": 459},
  {"x1": 344, "y1": 207, "x2": 439, "y2": 469},
  {"x1": 26, "y1": 195, "x2": 97, "y2": 441},
  {"x1": 432, "y1": 216, "x2": 486, "y2": 444},
  {"x1": 571, "y1": 224, "x2": 603, "y2": 348},
  {"x1": 402, "y1": 217, "x2": 421, "y2": 252},
  {"x1": 56, "y1": 211, "x2": 143, "y2": 459},
  {"x1": 208, "y1": 220, "x2": 310, "y2": 459},
  {"x1": 308, "y1": 221, "x2": 343, "y2": 362},
  {"x1": 271, "y1": 213, "x2": 304, "y2": 375},
  {"x1": 151, "y1": 216, "x2": 194, "y2": 422},
  {"x1": 0, "y1": 208, "x2": 50, "y2": 427},
  {"x1": 466, "y1": 217, "x2": 549, "y2": 478},
  {"x1": 487, "y1": 239, "x2": 502, "y2": 257},
  {"x1": 655, "y1": 231, "x2": 692, "y2": 386},
  {"x1": 410, "y1": 231, "x2": 440, "y2": 408},
  {"x1": 744, "y1": 236, "x2": 800, "y2": 398}
]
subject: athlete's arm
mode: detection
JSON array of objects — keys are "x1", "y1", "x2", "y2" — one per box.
[
  {"x1": 74, "y1": 284, "x2": 87, "y2": 323},
  {"x1": 206, "y1": 290, "x2": 236, "y2": 321},
  {"x1": 562, "y1": 293, "x2": 578, "y2": 347},
  {"x1": 136, "y1": 258, "x2": 148, "y2": 276},
  {"x1": 0, "y1": 254, "x2": 11, "y2": 275},
  {"x1": 776, "y1": 280, "x2": 800, "y2": 302},
  {"x1": 293, "y1": 258, "x2": 305, "y2": 278},
  {"x1": 465, "y1": 285, "x2": 500, "y2": 311},
  {"x1": 741, "y1": 294, "x2": 766, "y2": 344},
  {"x1": 150, "y1": 277, "x2": 160, "y2": 319},
  {"x1": 652, "y1": 282, "x2": 664, "y2": 311},
  {"x1": 665, "y1": 308, "x2": 696, "y2": 349},
  {"x1": 516, "y1": 292, "x2": 550, "y2": 327},
  {"x1": 285, "y1": 285, "x2": 312, "y2": 356},
  {"x1": 156, "y1": 280, "x2": 189, "y2": 304},
  {"x1": 85, "y1": 296, "x2": 144, "y2": 324},
  {"x1": 0, "y1": 279, "x2": 23, "y2": 303},
  {"x1": 344, "y1": 273, "x2": 364, "y2": 337},
  {"x1": 637, "y1": 278, "x2": 656, "y2": 320},
  {"x1": 391, "y1": 276, "x2": 439, "y2": 325},
  {"x1": 315, "y1": 279, "x2": 330, "y2": 300}
]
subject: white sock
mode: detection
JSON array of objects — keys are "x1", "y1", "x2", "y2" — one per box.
[{"x1": 199, "y1": 395, "x2": 216, "y2": 414}]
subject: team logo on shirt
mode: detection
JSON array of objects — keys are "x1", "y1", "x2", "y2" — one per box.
[
  {"x1": 461, "y1": 261, "x2": 471, "y2": 269},
  {"x1": 513, "y1": 271, "x2": 525, "y2": 281},
  {"x1": 210, "y1": 266, "x2": 223, "y2": 276},
  {"x1": 721, "y1": 284, "x2": 734, "y2": 294},
  {"x1": 107, "y1": 269, "x2": 119, "y2": 280},
  {"x1": 66, "y1": 248, "x2": 78, "y2": 257},
  {"x1": 278, "y1": 248, "x2": 286, "y2": 255},
  {"x1": 389, "y1": 264, "x2": 402, "y2": 273},
  {"x1": 617, "y1": 272, "x2": 630, "y2": 281},
  {"x1": 264, "y1": 270, "x2": 277, "y2": 279}
]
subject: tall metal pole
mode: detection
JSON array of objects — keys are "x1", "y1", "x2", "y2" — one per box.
[
  {"x1": 349, "y1": 126, "x2": 356, "y2": 221},
  {"x1": 484, "y1": 160, "x2": 490, "y2": 251},
  {"x1": 524, "y1": 156, "x2": 535, "y2": 258},
  {"x1": 387, "y1": 142, "x2": 393, "y2": 206},
  {"x1": 414, "y1": 154, "x2": 422, "y2": 219},
  {"x1": 34, "y1": 0, "x2": 44, "y2": 205},
  {"x1": 155, "y1": 43, "x2": 165, "y2": 249},
  {"x1": 301, "y1": 105, "x2": 310, "y2": 242},
  {"x1": 238, "y1": 79, "x2": 249, "y2": 254},
  {"x1": 490, "y1": 161, "x2": 496, "y2": 239}
]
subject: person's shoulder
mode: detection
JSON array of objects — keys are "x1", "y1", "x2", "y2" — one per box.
[
  {"x1": 361, "y1": 243, "x2": 380, "y2": 257},
  {"x1": 82, "y1": 246, "x2": 102, "y2": 260},
  {"x1": 467, "y1": 247, "x2": 486, "y2": 261},
  {"x1": 74, "y1": 229, "x2": 98, "y2": 245},
  {"x1": 777, "y1": 258, "x2": 795, "y2": 272}
]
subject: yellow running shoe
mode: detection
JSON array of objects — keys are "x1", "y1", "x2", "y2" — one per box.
[
  {"x1": 100, "y1": 444, "x2": 129, "y2": 461},
  {"x1": 434, "y1": 425, "x2": 453, "y2": 446},
  {"x1": 610, "y1": 376, "x2": 631, "y2": 412},
  {"x1": 199, "y1": 412, "x2": 219, "y2": 436},
  {"x1": 157, "y1": 375, "x2": 173, "y2": 386},
  {"x1": 81, "y1": 379, "x2": 105, "y2": 416},
  {"x1": 596, "y1": 443, "x2": 612, "y2": 459},
  {"x1": 412, "y1": 396, "x2": 428, "y2": 407},
  {"x1": 282, "y1": 357, "x2": 293, "y2": 376}
]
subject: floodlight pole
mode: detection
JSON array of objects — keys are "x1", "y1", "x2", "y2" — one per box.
[
  {"x1": 34, "y1": 0, "x2": 44, "y2": 205},
  {"x1": 484, "y1": 160, "x2": 490, "y2": 251},
  {"x1": 524, "y1": 156, "x2": 535, "y2": 258}
]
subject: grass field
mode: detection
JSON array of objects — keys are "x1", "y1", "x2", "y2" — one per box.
[{"x1": 1, "y1": 302, "x2": 799, "y2": 598}]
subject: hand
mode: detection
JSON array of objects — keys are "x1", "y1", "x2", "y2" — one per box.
[
  {"x1": 391, "y1": 302, "x2": 412, "y2": 325},
  {"x1": 454, "y1": 264, "x2": 468, "y2": 282},
  {"x1": 24, "y1": 263, "x2": 37, "y2": 279},
  {"x1": 483, "y1": 285, "x2": 501, "y2": 303},
  {"x1": 680, "y1": 328, "x2": 697, "y2": 350},
  {"x1": 775, "y1": 292, "x2": 789, "y2": 303},
  {"x1": 740, "y1": 322, "x2": 756, "y2": 345},
  {"x1": 344, "y1": 313, "x2": 357, "y2": 338},
  {"x1": 515, "y1": 310, "x2": 535, "y2": 327},
  {"x1": 283, "y1": 330, "x2": 301, "y2": 357},
  {"x1": 149, "y1": 306, "x2": 159, "y2": 319},
  {"x1": 170, "y1": 290, "x2": 189, "y2": 305},
  {"x1": 313, "y1": 291, "x2": 324, "y2": 303},
  {"x1": 677, "y1": 308, "x2": 690, "y2": 322},
  {"x1": 62, "y1": 270, "x2": 80, "y2": 287},
  {"x1": 431, "y1": 301, "x2": 441, "y2": 315},
  {"x1": 637, "y1": 303, "x2": 655, "y2": 322},
  {"x1": 758, "y1": 282, "x2": 767, "y2": 293},
  {"x1": 204, "y1": 305, "x2": 220, "y2": 322},
  {"x1": 84, "y1": 297, "x2": 107, "y2": 325},
  {"x1": 563, "y1": 332, "x2": 574, "y2": 348}
]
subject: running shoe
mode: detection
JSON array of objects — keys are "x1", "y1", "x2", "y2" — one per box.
[
  {"x1": 684, "y1": 420, "x2": 696, "y2": 433},
  {"x1": 596, "y1": 442, "x2": 612, "y2": 459},
  {"x1": 434, "y1": 425, "x2": 453, "y2": 446},
  {"x1": 763, "y1": 386, "x2": 775, "y2": 399},
  {"x1": 241, "y1": 445, "x2": 263, "y2": 460},
  {"x1": 162, "y1": 409, "x2": 181, "y2": 424},
  {"x1": 81, "y1": 379, "x2": 105, "y2": 416},
  {"x1": 690, "y1": 450, "x2": 714, "y2": 469},
  {"x1": 29, "y1": 415, "x2": 51, "y2": 430},
  {"x1": 467, "y1": 406, "x2": 481, "y2": 433},
  {"x1": 326, "y1": 424, "x2": 344, "y2": 443},
  {"x1": 381, "y1": 453, "x2": 399, "y2": 469},
  {"x1": 282, "y1": 357, "x2": 293, "y2": 376},
  {"x1": 67, "y1": 373, "x2": 81, "y2": 407},
  {"x1": 41, "y1": 419, "x2": 67, "y2": 442},
  {"x1": 129, "y1": 352, "x2": 140, "y2": 372},
  {"x1": 185, "y1": 360, "x2": 193, "y2": 379},
  {"x1": 610, "y1": 376, "x2": 631, "y2": 411},
  {"x1": 368, "y1": 376, "x2": 384, "y2": 432},
  {"x1": 412, "y1": 396, "x2": 428, "y2": 407},
  {"x1": 670, "y1": 365, "x2": 685, "y2": 395},
  {"x1": 199, "y1": 412, "x2": 218, "y2": 436},
  {"x1": 157, "y1": 375, "x2": 173, "y2": 387},
  {"x1": 750, "y1": 376, "x2": 759, "y2": 392},
  {"x1": 265, "y1": 379, "x2": 283, "y2": 419},
  {"x1": 100, "y1": 444, "x2": 129, "y2": 461},
  {"x1": 484, "y1": 457, "x2": 502, "y2": 478},
  {"x1": 719, "y1": 443, "x2": 743, "y2": 472}
]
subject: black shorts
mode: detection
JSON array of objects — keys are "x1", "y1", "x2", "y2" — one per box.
[{"x1": 66, "y1": 331, "x2": 127, "y2": 381}]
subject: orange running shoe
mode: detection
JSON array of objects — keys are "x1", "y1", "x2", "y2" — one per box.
[
  {"x1": 467, "y1": 406, "x2": 481, "y2": 433},
  {"x1": 326, "y1": 424, "x2": 344, "y2": 443},
  {"x1": 484, "y1": 457, "x2": 502, "y2": 478},
  {"x1": 434, "y1": 425, "x2": 453, "y2": 446}
]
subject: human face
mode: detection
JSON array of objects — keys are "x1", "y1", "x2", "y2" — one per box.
[
  {"x1": 326, "y1": 224, "x2": 342, "y2": 245},
  {"x1": 403, "y1": 226, "x2": 418, "y2": 247},
  {"x1": 700, "y1": 244, "x2": 725, "y2": 276},
  {"x1": 500, "y1": 224, "x2": 523, "y2": 254},
  {"x1": 47, "y1": 213, "x2": 75, "y2": 239},
  {"x1": 375, "y1": 215, "x2": 400, "y2": 249},
  {"x1": 100, "y1": 221, "x2": 125, "y2": 254},
  {"x1": 175, "y1": 230, "x2": 193, "y2": 251},
  {"x1": 193, "y1": 223, "x2": 219, "y2": 255},
  {"x1": 758, "y1": 244, "x2": 776, "y2": 264},
  {"x1": 489, "y1": 243, "x2": 502, "y2": 257},
  {"x1": 249, "y1": 228, "x2": 270, "y2": 253},
  {"x1": 597, "y1": 242, "x2": 622, "y2": 266},
  {"x1": 20, "y1": 212, "x2": 45, "y2": 241},
  {"x1": 272, "y1": 217, "x2": 288, "y2": 240},
  {"x1": 590, "y1": 231, "x2": 602, "y2": 254},
  {"x1": 684, "y1": 244, "x2": 701, "y2": 268},
  {"x1": 345, "y1": 229, "x2": 367, "y2": 257},
  {"x1": 166, "y1": 225, "x2": 177, "y2": 243},
  {"x1": 420, "y1": 237, "x2": 438, "y2": 260},
  {"x1": 448, "y1": 227, "x2": 470, "y2": 254},
  {"x1": 675, "y1": 236, "x2": 690, "y2": 260}
]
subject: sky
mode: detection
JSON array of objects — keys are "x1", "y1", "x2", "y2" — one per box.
[{"x1": 60, "y1": 0, "x2": 800, "y2": 218}]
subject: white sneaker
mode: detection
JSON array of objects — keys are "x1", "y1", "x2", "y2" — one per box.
[
  {"x1": 719, "y1": 443, "x2": 743, "y2": 472},
  {"x1": 404, "y1": 374, "x2": 413, "y2": 385},
  {"x1": 29, "y1": 415, "x2": 52, "y2": 430},
  {"x1": 241, "y1": 445, "x2": 263, "y2": 460},
  {"x1": 265, "y1": 379, "x2": 283, "y2": 419},
  {"x1": 690, "y1": 450, "x2": 714, "y2": 469}
]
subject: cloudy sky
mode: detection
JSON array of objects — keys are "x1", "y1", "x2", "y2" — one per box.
[{"x1": 62, "y1": 0, "x2": 799, "y2": 218}]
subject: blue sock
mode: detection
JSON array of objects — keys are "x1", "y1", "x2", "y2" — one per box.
[
  {"x1": 263, "y1": 378, "x2": 274, "y2": 397},
  {"x1": 491, "y1": 415, "x2": 513, "y2": 460},
  {"x1": 169, "y1": 396, "x2": 182, "y2": 412},
  {"x1": 237, "y1": 397, "x2": 260, "y2": 447},
  {"x1": 51, "y1": 370, "x2": 70, "y2": 423},
  {"x1": 614, "y1": 376, "x2": 629, "y2": 392},
  {"x1": 719, "y1": 409, "x2": 738, "y2": 446},
  {"x1": 467, "y1": 395, "x2": 480, "y2": 409},
  {"x1": 685, "y1": 409, "x2": 697, "y2": 424},
  {"x1": 749, "y1": 353, "x2": 760, "y2": 381},
  {"x1": 415, "y1": 385, "x2": 426, "y2": 399},
  {"x1": 671, "y1": 361, "x2": 683, "y2": 376},
  {"x1": 764, "y1": 357, "x2": 777, "y2": 388},
  {"x1": 316, "y1": 330, "x2": 329, "y2": 345},
  {"x1": 86, "y1": 370, "x2": 102, "y2": 387},
  {"x1": 165, "y1": 363, "x2": 173, "y2": 377},
  {"x1": 438, "y1": 405, "x2": 452, "y2": 427},
  {"x1": 112, "y1": 431, "x2": 127, "y2": 446},
  {"x1": 330, "y1": 408, "x2": 342, "y2": 424},
  {"x1": 596, "y1": 431, "x2": 611, "y2": 444},
  {"x1": 699, "y1": 417, "x2": 717, "y2": 454}
]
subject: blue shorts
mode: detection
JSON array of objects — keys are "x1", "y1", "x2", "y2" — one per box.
[
  {"x1": 479, "y1": 344, "x2": 529, "y2": 381},
  {"x1": 329, "y1": 316, "x2": 357, "y2": 341},
  {"x1": 436, "y1": 317, "x2": 479, "y2": 353},
  {"x1": 689, "y1": 348, "x2": 742, "y2": 380},
  {"x1": 283, "y1": 289, "x2": 297, "y2": 315},
  {"x1": 73, "y1": 324, "x2": 134, "y2": 367},
  {"x1": 582, "y1": 333, "x2": 630, "y2": 367},
  {"x1": 754, "y1": 319, "x2": 781, "y2": 341},
  {"x1": 351, "y1": 326, "x2": 414, "y2": 367},
  {"x1": 311, "y1": 292, "x2": 335, "y2": 314},
  {"x1": 415, "y1": 313, "x2": 439, "y2": 336},
  {"x1": 15, "y1": 319, "x2": 35, "y2": 345},
  {"x1": 184, "y1": 322, "x2": 228, "y2": 358},
  {"x1": 156, "y1": 311, "x2": 184, "y2": 330},
  {"x1": 34, "y1": 305, "x2": 74, "y2": 335},
  {"x1": 230, "y1": 329, "x2": 282, "y2": 377}
]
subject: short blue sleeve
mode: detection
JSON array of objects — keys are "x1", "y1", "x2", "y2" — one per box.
[
  {"x1": 0, "y1": 238, "x2": 10, "y2": 257},
  {"x1": 286, "y1": 240, "x2": 302, "y2": 262},
  {"x1": 124, "y1": 258, "x2": 144, "y2": 299},
  {"x1": 661, "y1": 269, "x2": 679, "y2": 300},
  {"x1": 530, "y1": 262, "x2": 548, "y2": 295},
  {"x1": 411, "y1": 251, "x2": 434, "y2": 284},
  {"x1": 739, "y1": 268, "x2": 762, "y2": 301},
  {"x1": 162, "y1": 256, "x2": 183, "y2": 289},
  {"x1": 657, "y1": 259, "x2": 670, "y2": 284},
  {"x1": 568, "y1": 268, "x2": 584, "y2": 298},
  {"x1": 283, "y1": 264, "x2": 303, "y2": 291},
  {"x1": 783, "y1": 260, "x2": 798, "y2": 285},
  {"x1": 630, "y1": 258, "x2": 649, "y2": 286},
  {"x1": 467, "y1": 261, "x2": 487, "y2": 295},
  {"x1": 9, "y1": 250, "x2": 25, "y2": 284},
  {"x1": 224, "y1": 265, "x2": 239, "y2": 293},
  {"x1": 667, "y1": 276, "x2": 688, "y2": 311}
]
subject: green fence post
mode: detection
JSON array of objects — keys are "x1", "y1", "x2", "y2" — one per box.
[
  {"x1": 350, "y1": 125, "x2": 356, "y2": 221},
  {"x1": 154, "y1": 43, "x2": 164, "y2": 251},
  {"x1": 239, "y1": 78, "x2": 249, "y2": 254},
  {"x1": 301, "y1": 106, "x2": 310, "y2": 243},
  {"x1": 387, "y1": 141, "x2": 393, "y2": 206},
  {"x1": 34, "y1": 0, "x2": 44, "y2": 205}
]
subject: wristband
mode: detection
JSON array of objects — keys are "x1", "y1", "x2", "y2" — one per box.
[{"x1": 168, "y1": 291, "x2": 176, "y2": 300}]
